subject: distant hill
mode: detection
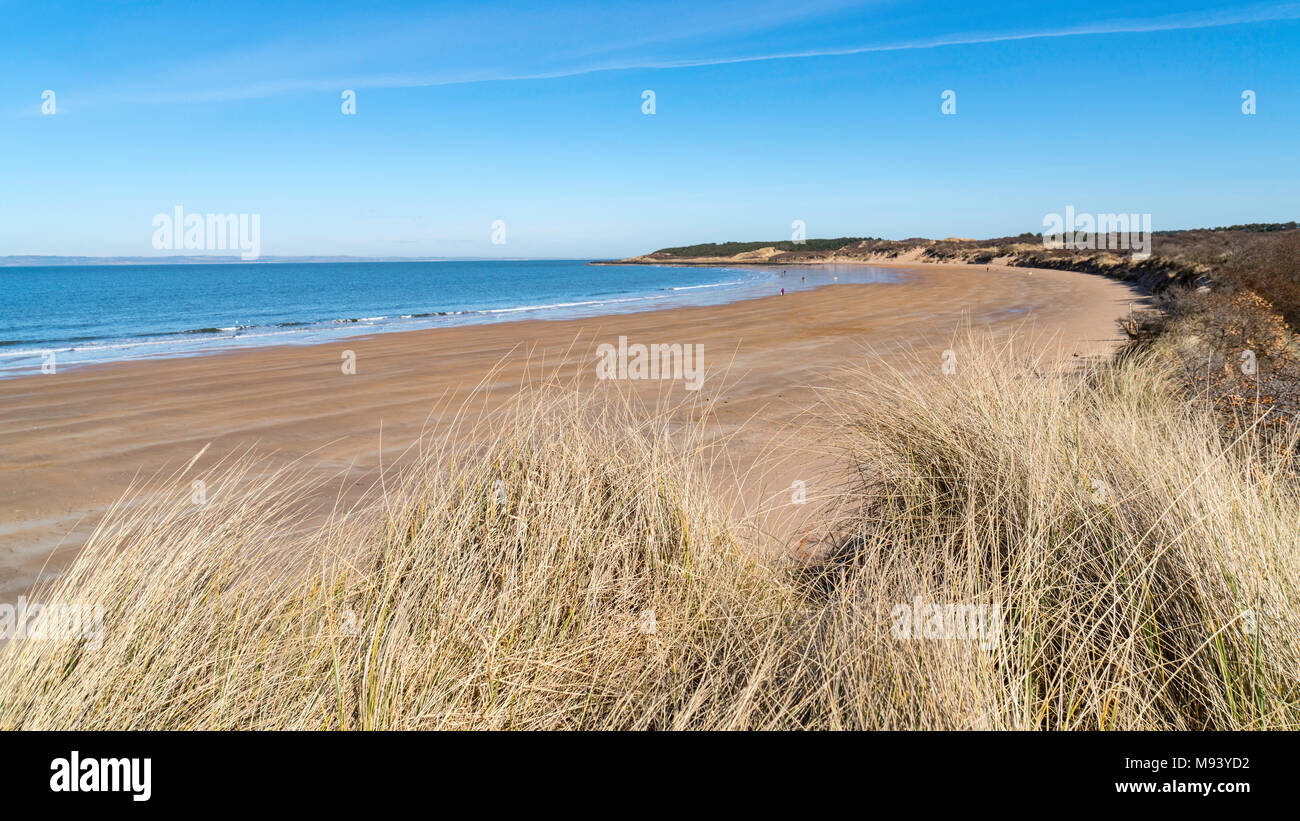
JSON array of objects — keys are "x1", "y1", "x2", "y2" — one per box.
[{"x1": 603, "y1": 223, "x2": 1300, "y2": 294}]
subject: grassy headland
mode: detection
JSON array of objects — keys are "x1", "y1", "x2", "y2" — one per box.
[{"x1": 610, "y1": 222, "x2": 1299, "y2": 294}]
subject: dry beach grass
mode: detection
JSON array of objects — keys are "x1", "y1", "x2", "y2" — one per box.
[{"x1": 3, "y1": 339, "x2": 1296, "y2": 729}]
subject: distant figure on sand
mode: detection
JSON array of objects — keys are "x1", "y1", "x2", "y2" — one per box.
[{"x1": 781, "y1": 288, "x2": 785, "y2": 295}]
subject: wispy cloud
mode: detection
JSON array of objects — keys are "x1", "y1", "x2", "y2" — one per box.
[{"x1": 48, "y1": 2, "x2": 1300, "y2": 108}]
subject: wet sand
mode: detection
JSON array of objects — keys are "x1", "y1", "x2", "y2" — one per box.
[{"x1": 0, "y1": 262, "x2": 1144, "y2": 596}]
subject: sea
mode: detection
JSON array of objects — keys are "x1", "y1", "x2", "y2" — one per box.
[{"x1": 0, "y1": 260, "x2": 899, "y2": 377}]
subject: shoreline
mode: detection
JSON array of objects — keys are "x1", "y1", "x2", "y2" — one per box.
[
  {"x1": 0, "y1": 261, "x2": 1146, "y2": 597},
  {"x1": 0, "y1": 258, "x2": 1096, "y2": 381},
  {"x1": 1, "y1": 261, "x2": 897, "y2": 380}
]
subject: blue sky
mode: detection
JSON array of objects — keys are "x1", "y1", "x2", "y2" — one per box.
[{"x1": 1, "y1": 0, "x2": 1297, "y2": 258}]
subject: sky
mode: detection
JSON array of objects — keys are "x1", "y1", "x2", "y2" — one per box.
[{"x1": 0, "y1": 0, "x2": 1297, "y2": 259}]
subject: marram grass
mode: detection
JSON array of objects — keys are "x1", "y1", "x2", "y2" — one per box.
[{"x1": 1, "y1": 347, "x2": 1297, "y2": 729}]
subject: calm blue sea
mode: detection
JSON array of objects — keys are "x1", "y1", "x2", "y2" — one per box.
[{"x1": 0, "y1": 260, "x2": 898, "y2": 377}]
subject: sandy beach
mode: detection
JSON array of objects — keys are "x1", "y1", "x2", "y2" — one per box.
[{"x1": 0, "y1": 262, "x2": 1143, "y2": 596}]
